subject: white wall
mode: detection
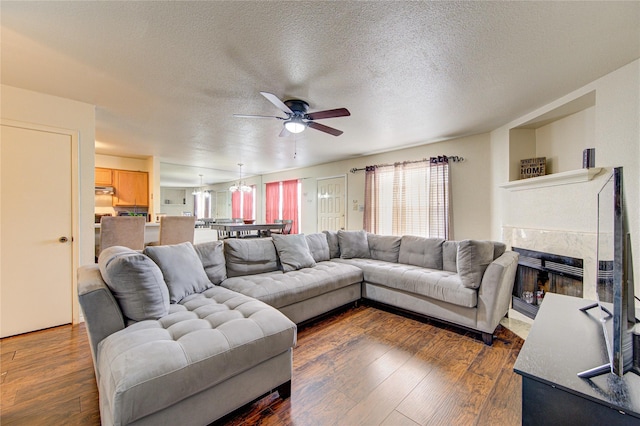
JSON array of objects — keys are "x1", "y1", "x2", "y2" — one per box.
[
  {"x1": 211, "y1": 133, "x2": 493, "y2": 240},
  {"x1": 1, "y1": 84, "x2": 95, "y2": 323},
  {"x1": 490, "y1": 59, "x2": 640, "y2": 292}
]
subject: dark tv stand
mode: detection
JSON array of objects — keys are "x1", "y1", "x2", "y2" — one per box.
[{"x1": 514, "y1": 293, "x2": 640, "y2": 425}]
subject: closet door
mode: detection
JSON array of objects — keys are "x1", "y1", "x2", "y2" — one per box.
[{"x1": 1, "y1": 124, "x2": 73, "y2": 337}]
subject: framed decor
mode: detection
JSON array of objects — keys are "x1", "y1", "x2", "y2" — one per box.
[{"x1": 520, "y1": 157, "x2": 546, "y2": 179}]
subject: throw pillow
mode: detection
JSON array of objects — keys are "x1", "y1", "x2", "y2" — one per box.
[
  {"x1": 194, "y1": 241, "x2": 227, "y2": 284},
  {"x1": 322, "y1": 230, "x2": 341, "y2": 258},
  {"x1": 98, "y1": 246, "x2": 170, "y2": 321},
  {"x1": 457, "y1": 239, "x2": 495, "y2": 289},
  {"x1": 144, "y1": 242, "x2": 213, "y2": 303},
  {"x1": 272, "y1": 234, "x2": 317, "y2": 272},
  {"x1": 305, "y1": 233, "x2": 331, "y2": 262},
  {"x1": 338, "y1": 230, "x2": 370, "y2": 259}
]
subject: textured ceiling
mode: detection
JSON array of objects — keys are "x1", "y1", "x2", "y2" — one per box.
[{"x1": 2, "y1": 1, "x2": 639, "y2": 186}]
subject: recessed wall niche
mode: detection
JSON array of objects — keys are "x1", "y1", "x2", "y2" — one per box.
[{"x1": 508, "y1": 91, "x2": 596, "y2": 182}]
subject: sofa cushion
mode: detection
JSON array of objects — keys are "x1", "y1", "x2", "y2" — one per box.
[
  {"x1": 457, "y1": 239, "x2": 495, "y2": 289},
  {"x1": 272, "y1": 234, "x2": 317, "y2": 272},
  {"x1": 322, "y1": 230, "x2": 341, "y2": 258},
  {"x1": 194, "y1": 241, "x2": 227, "y2": 284},
  {"x1": 398, "y1": 236, "x2": 444, "y2": 269},
  {"x1": 221, "y1": 261, "x2": 363, "y2": 309},
  {"x1": 144, "y1": 242, "x2": 213, "y2": 303},
  {"x1": 443, "y1": 240, "x2": 459, "y2": 273},
  {"x1": 367, "y1": 234, "x2": 401, "y2": 263},
  {"x1": 223, "y1": 238, "x2": 279, "y2": 277},
  {"x1": 338, "y1": 230, "x2": 370, "y2": 259},
  {"x1": 97, "y1": 285, "x2": 296, "y2": 425},
  {"x1": 493, "y1": 242, "x2": 507, "y2": 259},
  {"x1": 333, "y1": 258, "x2": 476, "y2": 308},
  {"x1": 305, "y1": 233, "x2": 331, "y2": 262},
  {"x1": 98, "y1": 246, "x2": 170, "y2": 321}
]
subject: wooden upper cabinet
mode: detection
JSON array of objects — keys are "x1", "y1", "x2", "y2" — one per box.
[
  {"x1": 95, "y1": 167, "x2": 113, "y2": 186},
  {"x1": 112, "y1": 170, "x2": 149, "y2": 207}
]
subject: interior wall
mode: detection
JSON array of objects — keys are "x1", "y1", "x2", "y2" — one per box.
[
  {"x1": 211, "y1": 133, "x2": 493, "y2": 239},
  {"x1": 490, "y1": 59, "x2": 640, "y2": 293},
  {"x1": 1, "y1": 84, "x2": 96, "y2": 324}
]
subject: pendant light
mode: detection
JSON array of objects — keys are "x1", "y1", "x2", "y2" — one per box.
[{"x1": 229, "y1": 163, "x2": 252, "y2": 192}]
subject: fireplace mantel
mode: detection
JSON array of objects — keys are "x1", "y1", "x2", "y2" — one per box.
[{"x1": 499, "y1": 167, "x2": 602, "y2": 191}]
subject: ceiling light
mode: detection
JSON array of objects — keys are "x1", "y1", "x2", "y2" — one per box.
[
  {"x1": 229, "y1": 163, "x2": 252, "y2": 192},
  {"x1": 284, "y1": 118, "x2": 306, "y2": 134},
  {"x1": 192, "y1": 174, "x2": 205, "y2": 195}
]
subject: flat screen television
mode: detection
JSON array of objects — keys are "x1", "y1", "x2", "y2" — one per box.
[{"x1": 578, "y1": 166, "x2": 638, "y2": 378}]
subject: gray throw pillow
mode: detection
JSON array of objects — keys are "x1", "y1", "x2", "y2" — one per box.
[
  {"x1": 144, "y1": 242, "x2": 213, "y2": 303},
  {"x1": 98, "y1": 246, "x2": 170, "y2": 321},
  {"x1": 272, "y1": 234, "x2": 317, "y2": 272},
  {"x1": 457, "y1": 239, "x2": 495, "y2": 289},
  {"x1": 194, "y1": 241, "x2": 227, "y2": 284},
  {"x1": 305, "y1": 233, "x2": 331, "y2": 262},
  {"x1": 322, "y1": 230, "x2": 341, "y2": 258},
  {"x1": 338, "y1": 230, "x2": 370, "y2": 259}
]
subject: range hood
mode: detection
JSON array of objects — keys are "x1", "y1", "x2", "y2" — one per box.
[{"x1": 95, "y1": 186, "x2": 115, "y2": 195}]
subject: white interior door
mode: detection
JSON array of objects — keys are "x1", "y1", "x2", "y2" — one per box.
[
  {"x1": 216, "y1": 191, "x2": 230, "y2": 218},
  {"x1": 317, "y1": 176, "x2": 346, "y2": 232},
  {"x1": 1, "y1": 124, "x2": 73, "y2": 337}
]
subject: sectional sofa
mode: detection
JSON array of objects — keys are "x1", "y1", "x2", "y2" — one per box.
[{"x1": 77, "y1": 230, "x2": 518, "y2": 425}]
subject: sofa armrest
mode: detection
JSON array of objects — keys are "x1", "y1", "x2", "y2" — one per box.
[
  {"x1": 77, "y1": 264, "x2": 125, "y2": 369},
  {"x1": 475, "y1": 251, "x2": 519, "y2": 334}
]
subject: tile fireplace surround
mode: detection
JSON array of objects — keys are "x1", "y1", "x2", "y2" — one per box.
[{"x1": 502, "y1": 226, "x2": 597, "y2": 301}]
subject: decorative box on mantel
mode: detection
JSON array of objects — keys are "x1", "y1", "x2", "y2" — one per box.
[{"x1": 519, "y1": 157, "x2": 546, "y2": 179}]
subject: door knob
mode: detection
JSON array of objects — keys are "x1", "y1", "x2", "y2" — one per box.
[{"x1": 59, "y1": 236, "x2": 69, "y2": 243}]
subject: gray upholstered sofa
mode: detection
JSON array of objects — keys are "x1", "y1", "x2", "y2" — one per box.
[
  {"x1": 77, "y1": 230, "x2": 517, "y2": 425},
  {"x1": 324, "y1": 231, "x2": 519, "y2": 344}
]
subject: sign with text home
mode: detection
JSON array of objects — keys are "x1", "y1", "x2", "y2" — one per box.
[{"x1": 520, "y1": 157, "x2": 546, "y2": 179}]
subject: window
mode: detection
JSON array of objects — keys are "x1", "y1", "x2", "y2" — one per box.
[
  {"x1": 265, "y1": 179, "x2": 301, "y2": 234},
  {"x1": 363, "y1": 158, "x2": 450, "y2": 238},
  {"x1": 231, "y1": 186, "x2": 255, "y2": 220}
]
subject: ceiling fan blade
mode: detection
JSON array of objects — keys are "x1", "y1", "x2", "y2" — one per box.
[
  {"x1": 305, "y1": 108, "x2": 351, "y2": 120},
  {"x1": 278, "y1": 127, "x2": 290, "y2": 137},
  {"x1": 233, "y1": 114, "x2": 284, "y2": 119},
  {"x1": 260, "y1": 92, "x2": 293, "y2": 115},
  {"x1": 307, "y1": 121, "x2": 343, "y2": 136}
]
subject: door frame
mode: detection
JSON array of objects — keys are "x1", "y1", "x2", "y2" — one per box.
[
  {"x1": 316, "y1": 174, "x2": 347, "y2": 233},
  {"x1": 1, "y1": 119, "x2": 80, "y2": 325}
]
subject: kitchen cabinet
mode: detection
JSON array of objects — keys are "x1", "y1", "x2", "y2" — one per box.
[
  {"x1": 112, "y1": 170, "x2": 148, "y2": 207},
  {"x1": 95, "y1": 167, "x2": 113, "y2": 186}
]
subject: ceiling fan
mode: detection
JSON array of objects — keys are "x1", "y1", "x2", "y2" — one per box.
[{"x1": 234, "y1": 92, "x2": 350, "y2": 136}]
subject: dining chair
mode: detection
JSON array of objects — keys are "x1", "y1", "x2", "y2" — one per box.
[
  {"x1": 157, "y1": 216, "x2": 196, "y2": 245},
  {"x1": 99, "y1": 216, "x2": 145, "y2": 254},
  {"x1": 271, "y1": 219, "x2": 293, "y2": 235}
]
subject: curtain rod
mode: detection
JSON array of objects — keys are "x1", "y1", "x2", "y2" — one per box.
[{"x1": 349, "y1": 155, "x2": 464, "y2": 173}]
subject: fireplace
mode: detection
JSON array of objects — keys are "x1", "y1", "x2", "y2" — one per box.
[{"x1": 512, "y1": 247, "x2": 584, "y2": 319}]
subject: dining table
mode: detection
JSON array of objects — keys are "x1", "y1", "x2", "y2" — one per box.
[{"x1": 210, "y1": 222, "x2": 285, "y2": 238}]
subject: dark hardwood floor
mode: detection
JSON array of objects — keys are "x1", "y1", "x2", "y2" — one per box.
[{"x1": 1, "y1": 305, "x2": 523, "y2": 425}]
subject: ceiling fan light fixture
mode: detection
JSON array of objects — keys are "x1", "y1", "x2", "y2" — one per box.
[{"x1": 284, "y1": 118, "x2": 306, "y2": 134}]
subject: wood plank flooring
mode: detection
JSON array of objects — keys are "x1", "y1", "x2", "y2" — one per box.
[{"x1": 0, "y1": 305, "x2": 523, "y2": 425}]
